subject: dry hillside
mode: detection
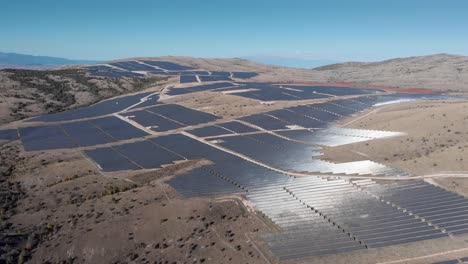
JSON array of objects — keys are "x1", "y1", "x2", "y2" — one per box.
[
  {"x1": 0, "y1": 69, "x2": 168, "y2": 125},
  {"x1": 314, "y1": 54, "x2": 468, "y2": 92}
]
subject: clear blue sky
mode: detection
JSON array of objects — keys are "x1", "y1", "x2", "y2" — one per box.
[{"x1": 2, "y1": 0, "x2": 468, "y2": 61}]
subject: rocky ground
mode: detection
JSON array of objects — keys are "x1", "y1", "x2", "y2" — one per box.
[{"x1": 0, "y1": 141, "x2": 272, "y2": 264}]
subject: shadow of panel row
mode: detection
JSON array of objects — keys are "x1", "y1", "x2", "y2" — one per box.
[
  {"x1": 167, "y1": 82, "x2": 237, "y2": 96},
  {"x1": 187, "y1": 122, "x2": 258, "y2": 137},
  {"x1": 0, "y1": 129, "x2": 18, "y2": 141},
  {"x1": 28, "y1": 92, "x2": 154, "y2": 122},
  {"x1": 285, "y1": 177, "x2": 448, "y2": 248},
  {"x1": 122, "y1": 104, "x2": 220, "y2": 132},
  {"x1": 19, "y1": 116, "x2": 148, "y2": 151},
  {"x1": 358, "y1": 181, "x2": 468, "y2": 236},
  {"x1": 215, "y1": 133, "x2": 322, "y2": 168},
  {"x1": 84, "y1": 139, "x2": 184, "y2": 172}
]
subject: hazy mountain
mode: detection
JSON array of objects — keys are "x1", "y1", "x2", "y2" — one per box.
[
  {"x1": 0, "y1": 52, "x2": 99, "y2": 69},
  {"x1": 243, "y1": 55, "x2": 339, "y2": 69}
]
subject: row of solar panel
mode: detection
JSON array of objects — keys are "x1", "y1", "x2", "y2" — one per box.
[
  {"x1": 286, "y1": 177, "x2": 447, "y2": 249},
  {"x1": 28, "y1": 92, "x2": 156, "y2": 122},
  {"x1": 357, "y1": 181, "x2": 468, "y2": 236},
  {"x1": 248, "y1": 177, "x2": 454, "y2": 259},
  {"x1": 249, "y1": 188, "x2": 366, "y2": 259}
]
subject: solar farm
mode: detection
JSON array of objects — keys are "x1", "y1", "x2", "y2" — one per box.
[
  {"x1": 2, "y1": 60, "x2": 468, "y2": 263},
  {"x1": 85, "y1": 60, "x2": 258, "y2": 83}
]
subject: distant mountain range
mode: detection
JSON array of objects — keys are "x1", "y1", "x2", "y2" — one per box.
[
  {"x1": 0, "y1": 52, "x2": 99, "y2": 69},
  {"x1": 243, "y1": 55, "x2": 340, "y2": 68}
]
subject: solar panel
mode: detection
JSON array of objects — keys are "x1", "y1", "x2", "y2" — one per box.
[
  {"x1": 147, "y1": 104, "x2": 219, "y2": 126},
  {"x1": 28, "y1": 92, "x2": 153, "y2": 122},
  {"x1": 232, "y1": 72, "x2": 258, "y2": 79},
  {"x1": 19, "y1": 125, "x2": 77, "y2": 151},
  {"x1": 167, "y1": 82, "x2": 237, "y2": 95},
  {"x1": 216, "y1": 121, "x2": 258, "y2": 133},
  {"x1": 187, "y1": 125, "x2": 233, "y2": 137},
  {"x1": 113, "y1": 140, "x2": 183, "y2": 169},
  {"x1": 109, "y1": 61, "x2": 158, "y2": 71},
  {"x1": 166, "y1": 167, "x2": 242, "y2": 197},
  {"x1": 141, "y1": 61, "x2": 195, "y2": 71},
  {"x1": 199, "y1": 75, "x2": 232, "y2": 82},
  {"x1": 265, "y1": 109, "x2": 325, "y2": 128},
  {"x1": 84, "y1": 147, "x2": 140, "y2": 171},
  {"x1": 90, "y1": 116, "x2": 148, "y2": 140},
  {"x1": 239, "y1": 114, "x2": 291, "y2": 130},
  {"x1": 0, "y1": 129, "x2": 18, "y2": 141},
  {"x1": 210, "y1": 71, "x2": 231, "y2": 77},
  {"x1": 61, "y1": 120, "x2": 115, "y2": 147},
  {"x1": 180, "y1": 75, "x2": 198, "y2": 83},
  {"x1": 124, "y1": 110, "x2": 183, "y2": 132}
]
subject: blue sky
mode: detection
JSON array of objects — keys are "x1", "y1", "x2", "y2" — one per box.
[{"x1": 1, "y1": 0, "x2": 468, "y2": 61}]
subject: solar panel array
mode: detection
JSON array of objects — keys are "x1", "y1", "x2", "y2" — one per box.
[
  {"x1": 28, "y1": 92, "x2": 154, "y2": 122},
  {"x1": 215, "y1": 133, "x2": 401, "y2": 176},
  {"x1": 277, "y1": 127, "x2": 402, "y2": 147},
  {"x1": 237, "y1": 96, "x2": 387, "y2": 130},
  {"x1": 187, "y1": 121, "x2": 258, "y2": 137},
  {"x1": 19, "y1": 116, "x2": 148, "y2": 151},
  {"x1": 216, "y1": 83, "x2": 382, "y2": 101},
  {"x1": 180, "y1": 75, "x2": 198, "y2": 83},
  {"x1": 0, "y1": 129, "x2": 18, "y2": 141},
  {"x1": 357, "y1": 181, "x2": 468, "y2": 236},
  {"x1": 248, "y1": 177, "x2": 452, "y2": 259},
  {"x1": 167, "y1": 82, "x2": 237, "y2": 95},
  {"x1": 86, "y1": 60, "x2": 259, "y2": 81},
  {"x1": 84, "y1": 139, "x2": 184, "y2": 171}
]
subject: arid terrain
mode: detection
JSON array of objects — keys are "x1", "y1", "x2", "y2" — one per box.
[{"x1": 1, "y1": 54, "x2": 468, "y2": 264}]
